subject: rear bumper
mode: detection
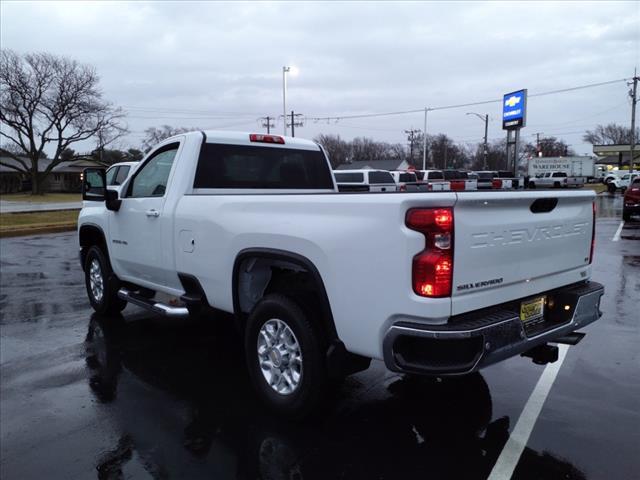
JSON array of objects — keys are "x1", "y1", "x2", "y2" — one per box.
[{"x1": 383, "y1": 281, "x2": 604, "y2": 375}]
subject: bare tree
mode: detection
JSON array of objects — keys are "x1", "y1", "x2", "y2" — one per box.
[
  {"x1": 524, "y1": 136, "x2": 574, "y2": 157},
  {"x1": 141, "y1": 125, "x2": 198, "y2": 152},
  {"x1": 583, "y1": 123, "x2": 639, "y2": 145},
  {"x1": 314, "y1": 133, "x2": 351, "y2": 168},
  {"x1": 0, "y1": 50, "x2": 127, "y2": 194}
]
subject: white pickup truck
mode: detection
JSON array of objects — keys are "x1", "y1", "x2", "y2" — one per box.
[
  {"x1": 79, "y1": 131, "x2": 604, "y2": 417},
  {"x1": 529, "y1": 171, "x2": 585, "y2": 189}
]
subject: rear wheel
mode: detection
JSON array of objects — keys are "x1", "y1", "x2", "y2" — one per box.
[
  {"x1": 529, "y1": 181, "x2": 536, "y2": 189},
  {"x1": 244, "y1": 294, "x2": 328, "y2": 419},
  {"x1": 84, "y1": 246, "x2": 127, "y2": 315},
  {"x1": 608, "y1": 183, "x2": 617, "y2": 194}
]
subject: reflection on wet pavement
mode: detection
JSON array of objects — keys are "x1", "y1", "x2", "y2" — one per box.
[{"x1": 84, "y1": 314, "x2": 585, "y2": 480}]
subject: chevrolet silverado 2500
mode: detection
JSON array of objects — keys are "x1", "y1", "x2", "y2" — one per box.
[{"x1": 79, "y1": 131, "x2": 604, "y2": 417}]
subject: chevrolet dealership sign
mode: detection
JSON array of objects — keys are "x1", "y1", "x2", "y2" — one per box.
[{"x1": 502, "y1": 89, "x2": 527, "y2": 130}]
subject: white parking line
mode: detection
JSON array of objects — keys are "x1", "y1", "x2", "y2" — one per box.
[
  {"x1": 487, "y1": 344, "x2": 570, "y2": 480},
  {"x1": 612, "y1": 221, "x2": 625, "y2": 242}
]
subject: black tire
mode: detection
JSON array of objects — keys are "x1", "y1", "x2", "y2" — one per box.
[
  {"x1": 244, "y1": 294, "x2": 328, "y2": 419},
  {"x1": 608, "y1": 184, "x2": 617, "y2": 194},
  {"x1": 84, "y1": 246, "x2": 127, "y2": 315},
  {"x1": 529, "y1": 181, "x2": 536, "y2": 189},
  {"x1": 623, "y1": 208, "x2": 631, "y2": 222},
  {"x1": 553, "y1": 181, "x2": 561, "y2": 188}
]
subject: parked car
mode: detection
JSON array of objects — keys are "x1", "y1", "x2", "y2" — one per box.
[
  {"x1": 496, "y1": 171, "x2": 520, "y2": 189},
  {"x1": 623, "y1": 177, "x2": 640, "y2": 221},
  {"x1": 390, "y1": 171, "x2": 424, "y2": 191},
  {"x1": 473, "y1": 171, "x2": 495, "y2": 189},
  {"x1": 443, "y1": 170, "x2": 477, "y2": 191},
  {"x1": 333, "y1": 169, "x2": 397, "y2": 192},
  {"x1": 607, "y1": 173, "x2": 639, "y2": 194},
  {"x1": 413, "y1": 169, "x2": 450, "y2": 191},
  {"x1": 78, "y1": 131, "x2": 604, "y2": 417},
  {"x1": 528, "y1": 172, "x2": 584, "y2": 189},
  {"x1": 604, "y1": 171, "x2": 622, "y2": 185}
]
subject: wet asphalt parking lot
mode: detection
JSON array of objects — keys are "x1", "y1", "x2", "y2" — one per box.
[{"x1": 1, "y1": 193, "x2": 639, "y2": 480}]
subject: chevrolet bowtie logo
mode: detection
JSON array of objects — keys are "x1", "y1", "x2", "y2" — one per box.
[{"x1": 505, "y1": 96, "x2": 521, "y2": 108}]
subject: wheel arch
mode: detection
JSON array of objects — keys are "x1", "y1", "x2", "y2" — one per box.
[
  {"x1": 79, "y1": 223, "x2": 108, "y2": 270},
  {"x1": 232, "y1": 248, "x2": 338, "y2": 342}
]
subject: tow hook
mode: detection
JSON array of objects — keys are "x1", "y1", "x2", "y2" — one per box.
[{"x1": 521, "y1": 344, "x2": 559, "y2": 365}]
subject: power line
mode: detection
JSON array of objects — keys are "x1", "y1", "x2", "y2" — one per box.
[{"x1": 306, "y1": 78, "x2": 628, "y2": 122}]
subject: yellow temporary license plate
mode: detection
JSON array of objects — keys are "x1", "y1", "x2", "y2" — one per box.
[{"x1": 520, "y1": 296, "x2": 545, "y2": 322}]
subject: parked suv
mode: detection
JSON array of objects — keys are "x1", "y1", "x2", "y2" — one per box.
[
  {"x1": 333, "y1": 169, "x2": 397, "y2": 192},
  {"x1": 413, "y1": 170, "x2": 450, "y2": 191}
]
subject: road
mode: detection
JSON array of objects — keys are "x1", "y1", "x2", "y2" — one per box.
[
  {"x1": 0, "y1": 193, "x2": 638, "y2": 479},
  {"x1": 0, "y1": 200, "x2": 82, "y2": 213}
]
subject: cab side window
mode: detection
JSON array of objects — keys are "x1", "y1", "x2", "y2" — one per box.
[
  {"x1": 128, "y1": 144, "x2": 179, "y2": 198},
  {"x1": 106, "y1": 166, "x2": 118, "y2": 186}
]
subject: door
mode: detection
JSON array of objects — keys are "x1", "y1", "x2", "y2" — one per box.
[{"x1": 108, "y1": 143, "x2": 180, "y2": 287}]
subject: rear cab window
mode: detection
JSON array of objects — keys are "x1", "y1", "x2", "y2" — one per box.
[
  {"x1": 368, "y1": 171, "x2": 395, "y2": 184},
  {"x1": 334, "y1": 172, "x2": 364, "y2": 183},
  {"x1": 398, "y1": 173, "x2": 416, "y2": 182},
  {"x1": 194, "y1": 143, "x2": 334, "y2": 190},
  {"x1": 427, "y1": 171, "x2": 444, "y2": 180}
]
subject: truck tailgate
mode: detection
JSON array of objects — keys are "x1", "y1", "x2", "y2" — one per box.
[{"x1": 451, "y1": 190, "x2": 595, "y2": 315}]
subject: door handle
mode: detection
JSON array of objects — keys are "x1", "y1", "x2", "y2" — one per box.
[{"x1": 145, "y1": 209, "x2": 160, "y2": 218}]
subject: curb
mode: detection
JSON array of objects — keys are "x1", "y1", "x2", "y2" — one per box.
[{"x1": 0, "y1": 223, "x2": 77, "y2": 238}]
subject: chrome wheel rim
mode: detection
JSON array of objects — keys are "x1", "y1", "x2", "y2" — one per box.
[
  {"x1": 89, "y1": 259, "x2": 104, "y2": 302},
  {"x1": 257, "y1": 318, "x2": 302, "y2": 395}
]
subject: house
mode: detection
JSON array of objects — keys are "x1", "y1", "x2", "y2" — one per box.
[
  {"x1": 335, "y1": 159, "x2": 414, "y2": 171},
  {"x1": 0, "y1": 156, "x2": 106, "y2": 193}
]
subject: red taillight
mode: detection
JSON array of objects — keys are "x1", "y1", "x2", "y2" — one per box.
[
  {"x1": 589, "y1": 201, "x2": 596, "y2": 264},
  {"x1": 492, "y1": 179, "x2": 502, "y2": 189},
  {"x1": 406, "y1": 208, "x2": 454, "y2": 297},
  {"x1": 249, "y1": 134, "x2": 285, "y2": 144}
]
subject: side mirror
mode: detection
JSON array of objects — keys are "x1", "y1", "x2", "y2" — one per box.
[
  {"x1": 105, "y1": 189, "x2": 121, "y2": 212},
  {"x1": 82, "y1": 168, "x2": 106, "y2": 201}
]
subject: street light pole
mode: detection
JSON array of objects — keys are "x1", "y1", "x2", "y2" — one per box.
[
  {"x1": 467, "y1": 112, "x2": 489, "y2": 169},
  {"x1": 282, "y1": 66, "x2": 290, "y2": 136}
]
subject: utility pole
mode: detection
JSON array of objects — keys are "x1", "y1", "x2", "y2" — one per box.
[
  {"x1": 422, "y1": 108, "x2": 430, "y2": 170},
  {"x1": 466, "y1": 112, "x2": 489, "y2": 169},
  {"x1": 260, "y1": 116, "x2": 275, "y2": 134},
  {"x1": 482, "y1": 114, "x2": 488, "y2": 169},
  {"x1": 287, "y1": 111, "x2": 304, "y2": 137},
  {"x1": 404, "y1": 128, "x2": 421, "y2": 165},
  {"x1": 532, "y1": 132, "x2": 543, "y2": 157},
  {"x1": 629, "y1": 71, "x2": 638, "y2": 175}
]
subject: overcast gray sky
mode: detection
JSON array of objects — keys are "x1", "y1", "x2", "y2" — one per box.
[{"x1": 1, "y1": 1, "x2": 639, "y2": 154}]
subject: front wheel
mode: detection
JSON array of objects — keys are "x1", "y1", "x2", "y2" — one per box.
[
  {"x1": 608, "y1": 184, "x2": 617, "y2": 194},
  {"x1": 244, "y1": 294, "x2": 328, "y2": 419},
  {"x1": 528, "y1": 182, "x2": 536, "y2": 189},
  {"x1": 84, "y1": 246, "x2": 127, "y2": 315}
]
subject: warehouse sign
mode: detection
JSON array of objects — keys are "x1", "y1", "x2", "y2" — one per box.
[{"x1": 502, "y1": 89, "x2": 527, "y2": 130}]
